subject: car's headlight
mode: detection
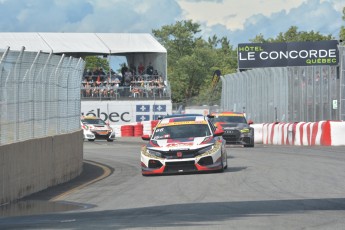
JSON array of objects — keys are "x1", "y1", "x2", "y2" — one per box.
[
  {"x1": 240, "y1": 128, "x2": 250, "y2": 133},
  {"x1": 147, "y1": 149, "x2": 162, "y2": 158},
  {"x1": 197, "y1": 145, "x2": 213, "y2": 155}
]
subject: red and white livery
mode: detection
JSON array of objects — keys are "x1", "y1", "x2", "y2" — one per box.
[{"x1": 141, "y1": 114, "x2": 228, "y2": 175}]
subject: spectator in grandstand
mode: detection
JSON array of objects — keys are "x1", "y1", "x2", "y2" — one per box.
[
  {"x1": 124, "y1": 69, "x2": 133, "y2": 86},
  {"x1": 153, "y1": 69, "x2": 159, "y2": 80},
  {"x1": 96, "y1": 75, "x2": 102, "y2": 86},
  {"x1": 102, "y1": 81, "x2": 112, "y2": 98},
  {"x1": 129, "y1": 63, "x2": 137, "y2": 77},
  {"x1": 113, "y1": 77, "x2": 121, "y2": 87},
  {"x1": 130, "y1": 83, "x2": 142, "y2": 98},
  {"x1": 92, "y1": 67, "x2": 100, "y2": 75},
  {"x1": 99, "y1": 68, "x2": 106, "y2": 76},
  {"x1": 121, "y1": 64, "x2": 129, "y2": 86},
  {"x1": 157, "y1": 80, "x2": 166, "y2": 98},
  {"x1": 146, "y1": 62, "x2": 154, "y2": 76},
  {"x1": 138, "y1": 62, "x2": 145, "y2": 75},
  {"x1": 85, "y1": 81, "x2": 91, "y2": 97},
  {"x1": 91, "y1": 82, "x2": 99, "y2": 97}
]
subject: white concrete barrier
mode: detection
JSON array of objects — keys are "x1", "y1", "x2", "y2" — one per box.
[
  {"x1": 115, "y1": 120, "x2": 345, "y2": 146},
  {"x1": 256, "y1": 121, "x2": 345, "y2": 146}
]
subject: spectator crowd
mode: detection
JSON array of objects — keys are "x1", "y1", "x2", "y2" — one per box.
[{"x1": 81, "y1": 62, "x2": 168, "y2": 100}]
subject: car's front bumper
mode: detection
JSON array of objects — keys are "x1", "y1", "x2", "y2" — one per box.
[
  {"x1": 83, "y1": 130, "x2": 115, "y2": 140},
  {"x1": 222, "y1": 129, "x2": 253, "y2": 145},
  {"x1": 140, "y1": 142, "x2": 224, "y2": 175}
]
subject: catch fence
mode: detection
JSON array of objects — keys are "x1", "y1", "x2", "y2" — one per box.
[
  {"x1": 220, "y1": 46, "x2": 345, "y2": 123},
  {"x1": 0, "y1": 47, "x2": 85, "y2": 145}
]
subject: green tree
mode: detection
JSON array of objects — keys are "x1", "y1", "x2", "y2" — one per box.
[
  {"x1": 250, "y1": 26, "x2": 334, "y2": 43},
  {"x1": 153, "y1": 20, "x2": 237, "y2": 104},
  {"x1": 340, "y1": 7, "x2": 345, "y2": 43},
  {"x1": 84, "y1": 56, "x2": 109, "y2": 73}
]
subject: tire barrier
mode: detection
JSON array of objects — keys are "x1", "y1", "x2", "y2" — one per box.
[
  {"x1": 121, "y1": 125, "x2": 134, "y2": 137},
  {"x1": 134, "y1": 123, "x2": 144, "y2": 136},
  {"x1": 255, "y1": 120, "x2": 345, "y2": 146},
  {"x1": 111, "y1": 120, "x2": 159, "y2": 137}
]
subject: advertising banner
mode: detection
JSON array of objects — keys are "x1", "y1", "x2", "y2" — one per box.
[
  {"x1": 81, "y1": 100, "x2": 172, "y2": 125},
  {"x1": 238, "y1": 40, "x2": 339, "y2": 69}
]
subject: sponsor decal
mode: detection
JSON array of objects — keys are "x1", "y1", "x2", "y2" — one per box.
[
  {"x1": 157, "y1": 121, "x2": 208, "y2": 127},
  {"x1": 166, "y1": 142, "x2": 194, "y2": 147},
  {"x1": 81, "y1": 109, "x2": 130, "y2": 122},
  {"x1": 238, "y1": 40, "x2": 339, "y2": 69}
]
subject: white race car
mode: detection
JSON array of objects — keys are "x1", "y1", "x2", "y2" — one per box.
[
  {"x1": 81, "y1": 116, "x2": 115, "y2": 142},
  {"x1": 141, "y1": 114, "x2": 228, "y2": 175}
]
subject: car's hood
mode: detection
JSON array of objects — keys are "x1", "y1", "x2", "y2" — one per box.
[
  {"x1": 147, "y1": 136, "x2": 214, "y2": 151},
  {"x1": 215, "y1": 122, "x2": 249, "y2": 130},
  {"x1": 82, "y1": 123, "x2": 112, "y2": 131}
]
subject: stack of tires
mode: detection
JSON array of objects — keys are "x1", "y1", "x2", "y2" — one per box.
[
  {"x1": 134, "y1": 123, "x2": 144, "y2": 136},
  {"x1": 121, "y1": 125, "x2": 134, "y2": 137}
]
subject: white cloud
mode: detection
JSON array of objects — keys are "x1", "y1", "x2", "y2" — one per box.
[
  {"x1": 176, "y1": 0, "x2": 309, "y2": 30},
  {"x1": 0, "y1": 0, "x2": 343, "y2": 46}
]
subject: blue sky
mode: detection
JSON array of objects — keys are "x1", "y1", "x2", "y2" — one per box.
[{"x1": 0, "y1": 0, "x2": 343, "y2": 69}]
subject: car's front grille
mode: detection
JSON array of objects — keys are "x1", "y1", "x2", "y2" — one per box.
[
  {"x1": 161, "y1": 149, "x2": 198, "y2": 159},
  {"x1": 223, "y1": 130, "x2": 240, "y2": 143},
  {"x1": 198, "y1": 156, "x2": 213, "y2": 166},
  {"x1": 164, "y1": 161, "x2": 196, "y2": 173}
]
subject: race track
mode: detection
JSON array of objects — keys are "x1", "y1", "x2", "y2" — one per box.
[{"x1": 1, "y1": 137, "x2": 345, "y2": 230}]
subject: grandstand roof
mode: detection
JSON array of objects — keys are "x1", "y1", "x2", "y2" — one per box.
[{"x1": 0, "y1": 32, "x2": 166, "y2": 55}]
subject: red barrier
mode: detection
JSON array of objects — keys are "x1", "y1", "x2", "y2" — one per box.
[
  {"x1": 151, "y1": 120, "x2": 159, "y2": 133},
  {"x1": 134, "y1": 123, "x2": 143, "y2": 136},
  {"x1": 121, "y1": 125, "x2": 134, "y2": 136},
  {"x1": 321, "y1": 121, "x2": 331, "y2": 146}
]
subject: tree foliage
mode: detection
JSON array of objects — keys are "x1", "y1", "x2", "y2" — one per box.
[
  {"x1": 250, "y1": 26, "x2": 334, "y2": 43},
  {"x1": 84, "y1": 56, "x2": 109, "y2": 72},
  {"x1": 152, "y1": 20, "x2": 236, "y2": 104},
  {"x1": 340, "y1": 7, "x2": 345, "y2": 43}
]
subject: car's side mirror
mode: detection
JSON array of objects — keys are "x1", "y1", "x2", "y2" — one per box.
[
  {"x1": 213, "y1": 128, "x2": 224, "y2": 137},
  {"x1": 248, "y1": 120, "x2": 254, "y2": 125},
  {"x1": 141, "y1": 134, "x2": 151, "y2": 141}
]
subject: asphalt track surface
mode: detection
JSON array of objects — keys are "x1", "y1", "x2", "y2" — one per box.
[{"x1": 1, "y1": 137, "x2": 345, "y2": 229}]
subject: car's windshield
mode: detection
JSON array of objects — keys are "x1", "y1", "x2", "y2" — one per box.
[
  {"x1": 152, "y1": 124, "x2": 211, "y2": 140},
  {"x1": 212, "y1": 116, "x2": 247, "y2": 123},
  {"x1": 82, "y1": 119, "x2": 106, "y2": 125}
]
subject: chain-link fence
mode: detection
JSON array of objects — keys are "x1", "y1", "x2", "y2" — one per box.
[
  {"x1": 220, "y1": 46, "x2": 345, "y2": 123},
  {"x1": 0, "y1": 47, "x2": 85, "y2": 145}
]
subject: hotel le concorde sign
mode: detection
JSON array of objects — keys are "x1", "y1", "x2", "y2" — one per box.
[{"x1": 237, "y1": 40, "x2": 339, "y2": 69}]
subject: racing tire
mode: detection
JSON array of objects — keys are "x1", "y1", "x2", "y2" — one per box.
[
  {"x1": 224, "y1": 154, "x2": 228, "y2": 170},
  {"x1": 244, "y1": 135, "x2": 254, "y2": 147},
  {"x1": 88, "y1": 139, "x2": 95, "y2": 142},
  {"x1": 218, "y1": 158, "x2": 225, "y2": 173}
]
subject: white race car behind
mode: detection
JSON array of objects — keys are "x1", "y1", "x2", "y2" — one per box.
[{"x1": 81, "y1": 116, "x2": 115, "y2": 142}]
